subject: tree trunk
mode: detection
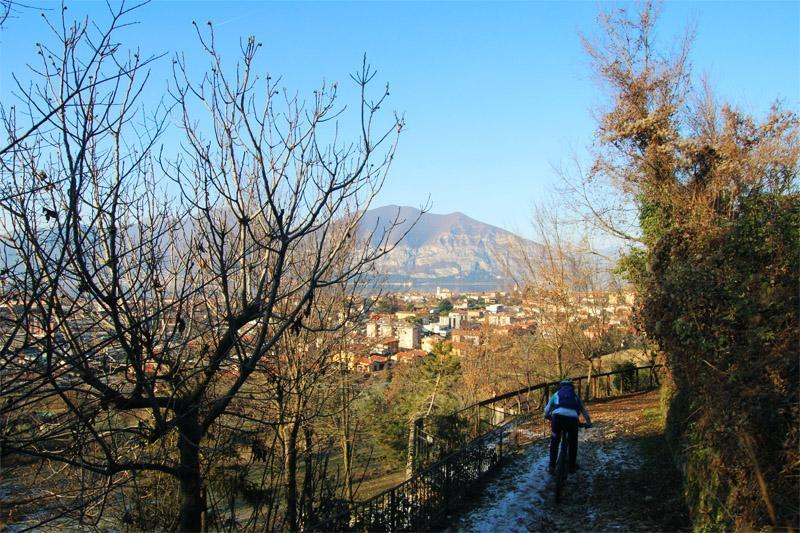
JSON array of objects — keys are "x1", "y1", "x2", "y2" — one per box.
[
  {"x1": 556, "y1": 344, "x2": 564, "y2": 377},
  {"x1": 586, "y1": 361, "x2": 594, "y2": 401},
  {"x1": 301, "y1": 427, "x2": 314, "y2": 527},
  {"x1": 341, "y1": 433, "x2": 353, "y2": 501},
  {"x1": 177, "y1": 414, "x2": 204, "y2": 533},
  {"x1": 405, "y1": 417, "x2": 418, "y2": 479},
  {"x1": 282, "y1": 423, "x2": 300, "y2": 532},
  {"x1": 341, "y1": 429, "x2": 353, "y2": 500},
  {"x1": 340, "y1": 372, "x2": 354, "y2": 501}
]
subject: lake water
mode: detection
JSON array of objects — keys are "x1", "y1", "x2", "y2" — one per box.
[{"x1": 376, "y1": 277, "x2": 516, "y2": 294}]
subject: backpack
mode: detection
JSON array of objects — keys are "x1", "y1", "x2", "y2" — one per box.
[{"x1": 556, "y1": 384, "x2": 580, "y2": 412}]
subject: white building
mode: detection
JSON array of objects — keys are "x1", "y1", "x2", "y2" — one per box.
[
  {"x1": 423, "y1": 323, "x2": 450, "y2": 337},
  {"x1": 397, "y1": 323, "x2": 421, "y2": 350},
  {"x1": 466, "y1": 309, "x2": 483, "y2": 320},
  {"x1": 378, "y1": 321, "x2": 394, "y2": 338},
  {"x1": 487, "y1": 313, "x2": 513, "y2": 326},
  {"x1": 366, "y1": 321, "x2": 378, "y2": 338},
  {"x1": 448, "y1": 312, "x2": 464, "y2": 330}
]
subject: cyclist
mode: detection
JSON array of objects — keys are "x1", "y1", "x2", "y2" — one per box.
[{"x1": 544, "y1": 378, "x2": 592, "y2": 474}]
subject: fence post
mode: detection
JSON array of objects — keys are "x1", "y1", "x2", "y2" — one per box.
[
  {"x1": 389, "y1": 489, "x2": 397, "y2": 531},
  {"x1": 499, "y1": 429, "x2": 503, "y2": 461},
  {"x1": 635, "y1": 368, "x2": 640, "y2": 391}
]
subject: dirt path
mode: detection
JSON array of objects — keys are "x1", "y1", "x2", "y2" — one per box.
[{"x1": 449, "y1": 390, "x2": 689, "y2": 532}]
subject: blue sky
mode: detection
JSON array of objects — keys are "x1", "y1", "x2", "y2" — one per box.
[{"x1": 1, "y1": 1, "x2": 798, "y2": 238}]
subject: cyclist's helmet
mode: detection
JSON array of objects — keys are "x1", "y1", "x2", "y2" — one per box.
[{"x1": 559, "y1": 378, "x2": 573, "y2": 386}]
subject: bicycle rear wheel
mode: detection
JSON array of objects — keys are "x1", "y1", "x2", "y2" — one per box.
[{"x1": 554, "y1": 439, "x2": 568, "y2": 504}]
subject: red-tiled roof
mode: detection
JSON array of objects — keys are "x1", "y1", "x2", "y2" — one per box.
[{"x1": 396, "y1": 349, "x2": 427, "y2": 358}]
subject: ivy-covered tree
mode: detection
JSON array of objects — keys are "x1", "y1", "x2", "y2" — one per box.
[{"x1": 579, "y1": 2, "x2": 798, "y2": 529}]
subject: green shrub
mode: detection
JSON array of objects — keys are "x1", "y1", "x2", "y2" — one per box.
[{"x1": 646, "y1": 194, "x2": 799, "y2": 529}]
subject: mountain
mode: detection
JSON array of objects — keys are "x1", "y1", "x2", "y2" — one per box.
[{"x1": 359, "y1": 205, "x2": 541, "y2": 287}]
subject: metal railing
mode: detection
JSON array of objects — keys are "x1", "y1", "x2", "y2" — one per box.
[
  {"x1": 308, "y1": 363, "x2": 662, "y2": 532},
  {"x1": 413, "y1": 363, "x2": 662, "y2": 467}
]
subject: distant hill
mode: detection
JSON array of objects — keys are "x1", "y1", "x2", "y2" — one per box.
[{"x1": 359, "y1": 205, "x2": 542, "y2": 287}]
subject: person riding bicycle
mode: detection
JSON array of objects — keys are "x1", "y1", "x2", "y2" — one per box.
[{"x1": 544, "y1": 378, "x2": 592, "y2": 475}]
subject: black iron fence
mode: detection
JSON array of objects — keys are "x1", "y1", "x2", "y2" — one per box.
[
  {"x1": 413, "y1": 363, "x2": 663, "y2": 467},
  {"x1": 308, "y1": 363, "x2": 662, "y2": 532}
]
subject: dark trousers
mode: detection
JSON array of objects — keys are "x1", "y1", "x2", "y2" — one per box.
[{"x1": 549, "y1": 414, "x2": 579, "y2": 468}]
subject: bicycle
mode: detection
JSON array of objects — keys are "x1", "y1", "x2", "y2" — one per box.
[{"x1": 554, "y1": 421, "x2": 590, "y2": 504}]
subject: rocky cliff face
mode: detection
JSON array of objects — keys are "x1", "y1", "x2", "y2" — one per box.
[{"x1": 360, "y1": 205, "x2": 540, "y2": 282}]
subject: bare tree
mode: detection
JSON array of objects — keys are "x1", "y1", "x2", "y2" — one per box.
[
  {"x1": 256, "y1": 278, "x2": 370, "y2": 531},
  {"x1": 0, "y1": 4, "x2": 410, "y2": 531},
  {"x1": 507, "y1": 200, "x2": 626, "y2": 398},
  {"x1": 0, "y1": 0, "x2": 12, "y2": 27}
]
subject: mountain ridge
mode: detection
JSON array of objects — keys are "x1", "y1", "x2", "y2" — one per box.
[{"x1": 360, "y1": 205, "x2": 540, "y2": 284}]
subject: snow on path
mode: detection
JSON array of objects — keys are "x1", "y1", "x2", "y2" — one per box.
[
  {"x1": 451, "y1": 421, "x2": 643, "y2": 533},
  {"x1": 454, "y1": 441, "x2": 551, "y2": 533}
]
